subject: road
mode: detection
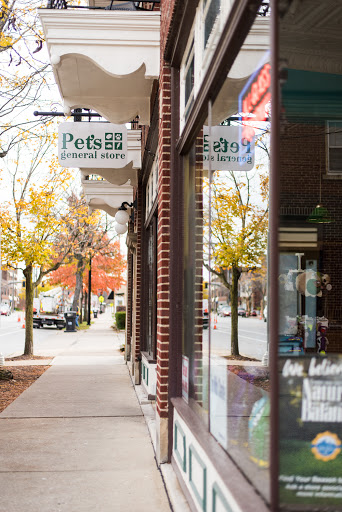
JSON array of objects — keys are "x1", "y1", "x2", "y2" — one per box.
[
  {"x1": 0, "y1": 311, "x2": 267, "y2": 360},
  {"x1": 0, "y1": 312, "x2": 79, "y2": 357},
  {"x1": 207, "y1": 315, "x2": 268, "y2": 361}
]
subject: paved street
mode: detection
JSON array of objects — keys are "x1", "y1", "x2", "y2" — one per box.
[
  {"x1": 208, "y1": 316, "x2": 268, "y2": 360},
  {"x1": 0, "y1": 312, "x2": 87, "y2": 358}
]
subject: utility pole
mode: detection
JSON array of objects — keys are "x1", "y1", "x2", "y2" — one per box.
[{"x1": 87, "y1": 257, "x2": 92, "y2": 325}]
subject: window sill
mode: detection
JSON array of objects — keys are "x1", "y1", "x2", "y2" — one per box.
[
  {"x1": 323, "y1": 174, "x2": 342, "y2": 180},
  {"x1": 141, "y1": 351, "x2": 157, "y2": 364}
]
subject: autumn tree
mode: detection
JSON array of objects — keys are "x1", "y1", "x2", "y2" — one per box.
[
  {"x1": 0, "y1": 0, "x2": 56, "y2": 158},
  {"x1": 0, "y1": 136, "x2": 78, "y2": 355},
  {"x1": 50, "y1": 194, "x2": 123, "y2": 318},
  {"x1": 206, "y1": 170, "x2": 268, "y2": 356},
  {"x1": 48, "y1": 244, "x2": 126, "y2": 302}
]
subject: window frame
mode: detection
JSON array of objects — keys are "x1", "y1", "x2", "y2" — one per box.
[{"x1": 327, "y1": 120, "x2": 342, "y2": 175}]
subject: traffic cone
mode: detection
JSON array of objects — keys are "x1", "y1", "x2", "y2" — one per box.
[
  {"x1": 214, "y1": 316, "x2": 217, "y2": 330},
  {"x1": 17, "y1": 314, "x2": 21, "y2": 322},
  {"x1": 22, "y1": 317, "x2": 25, "y2": 329}
]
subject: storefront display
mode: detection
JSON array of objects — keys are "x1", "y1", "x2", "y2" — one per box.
[{"x1": 278, "y1": 0, "x2": 342, "y2": 509}]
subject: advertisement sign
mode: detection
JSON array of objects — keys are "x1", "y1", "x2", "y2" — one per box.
[
  {"x1": 58, "y1": 122, "x2": 127, "y2": 168},
  {"x1": 279, "y1": 355, "x2": 342, "y2": 508},
  {"x1": 210, "y1": 361, "x2": 227, "y2": 449},
  {"x1": 203, "y1": 126, "x2": 255, "y2": 172},
  {"x1": 182, "y1": 355, "x2": 189, "y2": 403}
]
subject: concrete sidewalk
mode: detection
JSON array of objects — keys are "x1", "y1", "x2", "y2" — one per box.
[{"x1": 0, "y1": 311, "x2": 171, "y2": 512}]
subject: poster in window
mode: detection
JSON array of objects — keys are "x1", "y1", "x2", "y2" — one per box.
[{"x1": 279, "y1": 355, "x2": 342, "y2": 509}]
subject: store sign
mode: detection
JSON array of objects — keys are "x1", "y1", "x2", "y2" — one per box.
[
  {"x1": 203, "y1": 126, "x2": 255, "y2": 171},
  {"x1": 58, "y1": 123, "x2": 128, "y2": 168},
  {"x1": 182, "y1": 356, "x2": 189, "y2": 403},
  {"x1": 279, "y1": 355, "x2": 342, "y2": 508}
]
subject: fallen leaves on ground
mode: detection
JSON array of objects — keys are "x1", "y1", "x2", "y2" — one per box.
[{"x1": 0, "y1": 365, "x2": 50, "y2": 413}]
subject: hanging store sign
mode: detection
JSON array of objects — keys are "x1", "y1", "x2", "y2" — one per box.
[
  {"x1": 203, "y1": 126, "x2": 255, "y2": 171},
  {"x1": 279, "y1": 355, "x2": 342, "y2": 508},
  {"x1": 58, "y1": 123, "x2": 127, "y2": 168}
]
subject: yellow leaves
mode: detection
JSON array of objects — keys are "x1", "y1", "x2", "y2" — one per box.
[
  {"x1": 0, "y1": 33, "x2": 13, "y2": 48},
  {"x1": 209, "y1": 173, "x2": 268, "y2": 270}
]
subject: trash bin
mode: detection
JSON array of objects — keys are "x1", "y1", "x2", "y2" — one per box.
[
  {"x1": 64, "y1": 311, "x2": 77, "y2": 332},
  {"x1": 93, "y1": 310, "x2": 98, "y2": 318}
]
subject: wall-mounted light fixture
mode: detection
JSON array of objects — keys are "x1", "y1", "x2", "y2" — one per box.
[{"x1": 114, "y1": 200, "x2": 136, "y2": 235}]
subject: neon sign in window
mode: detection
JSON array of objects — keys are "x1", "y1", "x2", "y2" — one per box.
[{"x1": 238, "y1": 60, "x2": 271, "y2": 156}]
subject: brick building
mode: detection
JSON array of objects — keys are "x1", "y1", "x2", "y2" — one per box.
[{"x1": 40, "y1": 1, "x2": 342, "y2": 511}]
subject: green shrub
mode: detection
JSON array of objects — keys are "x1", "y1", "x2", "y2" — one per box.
[{"x1": 115, "y1": 311, "x2": 126, "y2": 330}]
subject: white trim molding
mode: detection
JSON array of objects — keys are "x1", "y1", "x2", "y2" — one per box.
[
  {"x1": 39, "y1": 9, "x2": 160, "y2": 125},
  {"x1": 82, "y1": 180, "x2": 133, "y2": 218}
]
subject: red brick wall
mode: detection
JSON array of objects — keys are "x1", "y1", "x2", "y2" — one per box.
[
  {"x1": 134, "y1": 188, "x2": 143, "y2": 361},
  {"x1": 156, "y1": 0, "x2": 175, "y2": 417}
]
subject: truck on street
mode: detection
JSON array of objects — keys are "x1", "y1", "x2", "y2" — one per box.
[{"x1": 33, "y1": 287, "x2": 67, "y2": 330}]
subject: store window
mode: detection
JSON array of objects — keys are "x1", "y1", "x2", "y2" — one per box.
[
  {"x1": 327, "y1": 121, "x2": 342, "y2": 175},
  {"x1": 183, "y1": 133, "x2": 209, "y2": 424},
  {"x1": 145, "y1": 159, "x2": 158, "y2": 219},
  {"x1": 278, "y1": 2, "x2": 342, "y2": 510},
  {"x1": 145, "y1": 158, "x2": 158, "y2": 359},
  {"x1": 182, "y1": 12, "x2": 271, "y2": 501},
  {"x1": 145, "y1": 217, "x2": 157, "y2": 358},
  {"x1": 180, "y1": 37, "x2": 195, "y2": 129}
]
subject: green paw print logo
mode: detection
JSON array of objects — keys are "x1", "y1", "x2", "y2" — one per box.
[{"x1": 114, "y1": 132, "x2": 123, "y2": 150}]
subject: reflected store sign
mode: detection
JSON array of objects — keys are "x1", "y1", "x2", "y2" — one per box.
[
  {"x1": 203, "y1": 126, "x2": 255, "y2": 172},
  {"x1": 279, "y1": 356, "x2": 342, "y2": 508},
  {"x1": 210, "y1": 362, "x2": 227, "y2": 449},
  {"x1": 182, "y1": 355, "x2": 189, "y2": 403},
  {"x1": 58, "y1": 122, "x2": 127, "y2": 168}
]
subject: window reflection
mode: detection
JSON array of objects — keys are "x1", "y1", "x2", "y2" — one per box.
[
  {"x1": 182, "y1": 13, "x2": 271, "y2": 504},
  {"x1": 278, "y1": 2, "x2": 342, "y2": 510},
  {"x1": 207, "y1": 20, "x2": 270, "y2": 501}
]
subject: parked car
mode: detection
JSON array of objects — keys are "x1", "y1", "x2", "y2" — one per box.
[
  {"x1": 0, "y1": 304, "x2": 10, "y2": 316},
  {"x1": 250, "y1": 310, "x2": 257, "y2": 317},
  {"x1": 238, "y1": 307, "x2": 246, "y2": 317},
  {"x1": 263, "y1": 305, "x2": 267, "y2": 322},
  {"x1": 219, "y1": 306, "x2": 231, "y2": 317}
]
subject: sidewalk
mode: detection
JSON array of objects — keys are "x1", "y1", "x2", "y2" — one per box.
[{"x1": 0, "y1": 311, "x2": 171, "y2": 512}]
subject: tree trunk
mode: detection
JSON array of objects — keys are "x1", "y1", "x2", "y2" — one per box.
[
  {"x1": 84, "y1": 290, "x2": 88, "y2": 324},
  {"x1": 23, "y1": 264, "x2": 34, "y2": 356},
  {"x1": 80, "y1": 289, "x2": 83, "y2": 324},
  {"x1": 230, "y1": 265, "x2": 241, "y2": 356},
  {"x1": 72, "y1": 257, "x2": 84, "y2": 311}
]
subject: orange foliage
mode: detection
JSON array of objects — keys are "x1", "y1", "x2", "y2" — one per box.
[{"x1": 48, "y1": 241, "x2": 126, "y2": 294}]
